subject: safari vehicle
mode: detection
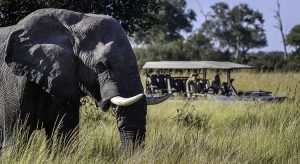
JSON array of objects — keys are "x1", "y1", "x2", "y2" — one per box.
[{"x1": 142, "y1": 61, "x2": 286, "y2": 102}]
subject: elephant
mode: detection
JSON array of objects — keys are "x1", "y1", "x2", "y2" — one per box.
[{"x1": 0, "y1": 8, "x2": 170, "y2": 153}]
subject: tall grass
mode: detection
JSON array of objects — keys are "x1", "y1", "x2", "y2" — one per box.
[{"x1": 1, "y1": 71, "x2": 300, "y2": 163}]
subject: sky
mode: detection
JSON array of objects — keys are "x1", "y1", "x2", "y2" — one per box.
[{"x1": 186, "y1": 0, "x2": 300, "y2": 52}]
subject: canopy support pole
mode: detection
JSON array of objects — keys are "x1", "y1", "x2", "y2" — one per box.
[{"x1": 227, "y1": 69, "x2": 231, "y2": 83}]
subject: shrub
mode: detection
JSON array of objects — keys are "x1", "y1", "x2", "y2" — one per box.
[
  {"x1": 173, "y1": 103, "x2": 211, "y2": 130},
  {"x1": 80, "y1": 96, "x2": 115, "y2": 125}
]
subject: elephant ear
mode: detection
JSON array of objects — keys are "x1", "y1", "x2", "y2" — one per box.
[{"x1": 5, "y1": 14, "x2": 79, "y2": 103}]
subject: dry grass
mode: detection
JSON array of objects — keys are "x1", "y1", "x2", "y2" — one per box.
[{"x1": 1, "y1": 71, "x2": 300, "y2": 163}]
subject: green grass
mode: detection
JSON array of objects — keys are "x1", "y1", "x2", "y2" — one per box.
[{"x1": 1, "y1": 71, "x2": 300, "y2": 163}]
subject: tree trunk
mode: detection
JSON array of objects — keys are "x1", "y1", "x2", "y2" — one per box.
[{"x1": 274, "y1": 0, "x2": 288, "y2": 61}]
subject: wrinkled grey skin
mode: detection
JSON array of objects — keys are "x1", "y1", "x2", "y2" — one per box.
[{"x1": 0, "y1": 8, "x2": 146, "y2": 153}]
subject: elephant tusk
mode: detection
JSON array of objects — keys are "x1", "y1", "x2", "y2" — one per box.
[
  {"x1": 146, "y1": 94, "x2": 172, "y2": 105},
  {"x1": 110, "y1": 93, "x2": 144, "y2": 106}
]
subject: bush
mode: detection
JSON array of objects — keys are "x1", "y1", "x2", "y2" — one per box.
[
  {"x1": 80, "y1": 96, "x2": 115, "y2": 125},
  {"x1": 173, "y1": 103, "x2": 211, "y2": 130}
]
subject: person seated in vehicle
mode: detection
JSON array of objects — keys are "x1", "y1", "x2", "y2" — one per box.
[
  {"x1": 174, "y1": 79, "x2": 180, "y2": 92},
  {"x1": 157, "y1": 74, "x2": 167, "y2": 94},
  {"x1": 187, "y1": 74, "x2": 204, "y2": 94},
  {"x1": 200, "y1": 79, "x2": 210, "y2": 93},
  {"x1": 221, "y1": 82, "x2": 230, "y2": 96},
  {"x1": 147, "y1": 74, "x2": 159, "y2": 94},
  {"x1": 146, "y1": 74, "x2": 151, "y2": 93},
  {"x1": 211, "y1": 73, "x2": 221, "y2": 94},
  {"x1": 174, "y1": 79, "x2": 185, "y2": 93}
]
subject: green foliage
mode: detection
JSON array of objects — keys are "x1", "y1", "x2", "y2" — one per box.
[
  {"x1": 134, "y1": 0, "x2": 196, "y2": 44},
  {"x1": 287, "y1": 24, "x2": 300, "y2": 49},
  {"x1": 246, "y1": 51, "x2": 300, "y2": 71},
  {"x1": 201, "y1": 2, "x2": 267, "y2": 57},
  {"x1": 135, "y1": 31, "x2": 229, "y2": 69},
  {"x1": 0, "y1": 0, "x2": 160, "y2": 34},
  {"x1": 132, "y1": 1, "x2": 299, "y2": 71},
  {"x1": 289, "y1": 50, "x2": 300, "y2": 63},
  {"x1": 80, "y1": 96, "x2": 115, "y2": 125},
  {"x1": 135, "y1": 39, "x2": 187, "y2": 69},
  {"x1": 173, "y1": 103, "x2": 210, "y2": 130},
  {"x1": 286, "y1": 24, "x2": 300, "y2": 68}
]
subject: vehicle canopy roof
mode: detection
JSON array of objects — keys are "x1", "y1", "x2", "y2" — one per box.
[{"x1": 143, "y1": 61, "x2": 252, "y2": 71}]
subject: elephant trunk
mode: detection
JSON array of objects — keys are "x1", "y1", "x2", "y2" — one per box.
[{"x1": 146, "y1": 94, "x2": 172, "y2": 105}]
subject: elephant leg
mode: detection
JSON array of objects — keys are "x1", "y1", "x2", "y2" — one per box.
[
  {"x1": 20, "y1": 81, "x2": 80, "y2": 143},
  {"x1": 113, "y1": 96, "x2": 147, "y2": 155},
  {"x1": 0, "y1": 100, "x2": 5, "y2": 152},
  {"x1": 19, "y1": 81, "x2": 42, "y2": 138},
  {"x1": 0, "y1": 108, "x2": 19, "y2": 153},
  {"x1": 0, "y1": 74, "x2": 26, "y2": 149},
  {"x1": 40, "y1": 95, "x2": 80, "y2": 143}
]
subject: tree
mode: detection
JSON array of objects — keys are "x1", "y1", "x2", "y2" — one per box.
[
  {"x1": 287, "y1": 24, "x2": 300, "y2": 49},
  {"x1": 135, "y1": 30, "x2": 224, "y2": 69},
  {"x1": 201, "y1": 2, "x2": 267, "y2": 58},
  {"x1": 274, "y1": 0, "x2": 287, "y2": 61},
  {"x1": 134, "y1": 0, "x2": 196, "y2": 44},
  {"x1": 287, "y1": 24, "x2": 300, "y2": 64},
  {"x1": 0, "y1": 0, "x2": 160, "y2": 34},
  {"x1": 183, "y1": 31, "x2": 224, "y2": 61},
  {"x1": 133, "y1": 0, "x2": 198, "y2": 68}
]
